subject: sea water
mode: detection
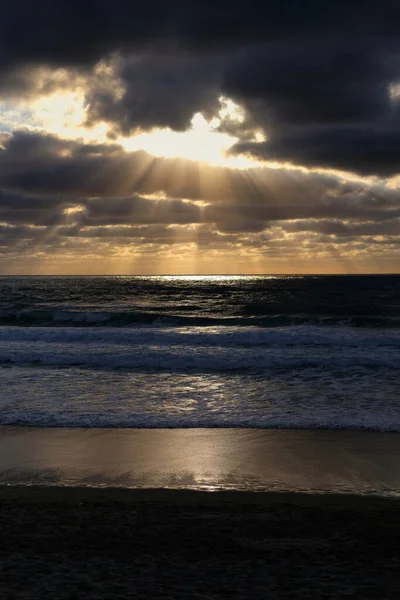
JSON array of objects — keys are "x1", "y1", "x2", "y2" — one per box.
[{"x1": 0, "y1": 274, "x2": 399, "y2": 430}]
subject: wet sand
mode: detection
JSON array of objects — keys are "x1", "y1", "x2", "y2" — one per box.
[{"x1": 2, "y1": 427, "x2": 400, "y2": 494}]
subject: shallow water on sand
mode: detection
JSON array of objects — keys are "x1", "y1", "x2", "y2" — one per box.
[{"x1": 1, "y1": 427, "x2": 400, "y2": 496}]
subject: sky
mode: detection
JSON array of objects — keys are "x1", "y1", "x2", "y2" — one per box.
[{"x1": 0, "y1": 1, "x2": 399, "y2": 274}]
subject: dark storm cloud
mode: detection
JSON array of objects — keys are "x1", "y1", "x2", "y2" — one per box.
[
  {"x1": 281, "y1": 219, "x2": 400, "y2": 237},
  {"x1": 0, "y1": 1, "x2": 400, "y2": 177},
  {"x1": 205, "y1": 202, "x2": 400, "y2": 225},
  {"x1": 0, "y1": 131, "x2": 399, "y2": 262},
  {"x1": 0, "y1": 130, "x2": 258, "y2": 200},
  {"x1": 83, "y1": 34, "x2": 400, "y2": 152},
  {"x1": 222, "y1": 45, "x2": 394, "y2": 128},
  {"x1": 0, "y1": 189, "x2": 74, "y2": 225},
  {"x1": 232, "y1": 126, "x2": 400, "y2": 177},
  {"x1": 0, "y1": 131, "x2": 144, "y2": 197},
  {"x1": 219, "y1": 39, "x2": 400, "y2": 176},
  {"x1": 85, "y1": 54, "x2": 222, "y2": 134},
  {"x1": 1, "y1": 132, "x2": 400, "y2": 229},
  {"x1": 0, "y1": 0, "x2": 170, "y2": 70},
  {"x1": 82, "y1": 196, "x2": 201, "y2": 225},
  {"x1": 0, "y1": 224, "x2": 43, "y2": 246},
  {"x1": 2, "y1": 1, "x2": 397, "y2": 71},
  {"x1": 0, "y1": 188, "x2": 202, "y2": 228},
  {"x1": 0, "y1": 0, "x2": 382, "y2": 68},
  {"x1": 214, "y1": 219, "x2": 268, "y2": 234}
]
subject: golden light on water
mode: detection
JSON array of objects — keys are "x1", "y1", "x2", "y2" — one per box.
[{"x1": 158, "y1": 275, "x2": 256, "y2": 282}]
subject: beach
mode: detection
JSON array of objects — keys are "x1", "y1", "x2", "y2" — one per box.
[
  {"x1": 1, "y1": 427, "x2": 400, "y2": 598},
  {"x1": 1, "y1": 486, "x2": 400, "y2": 599},
  {"x1": 2, "y1": 427, "x2": 400, "y2": 493}
]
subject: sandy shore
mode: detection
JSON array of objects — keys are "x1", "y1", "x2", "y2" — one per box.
[
  {"x1": 2, "y1": 426, "x2": 400, "y2": 598},
  {"x1": 1, "y1": 486, "x2": 400, "y2": 599},
  {"x1": 0, "y1": 427, "x2": 400, "y2": 600},
  {"x1": 2, "y1": 427, "x2": 400, "y2": 494}
]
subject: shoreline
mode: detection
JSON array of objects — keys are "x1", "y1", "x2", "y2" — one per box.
[
  {"x1": 3, "y1": 429, "x2": 400, "y2": 597},
  {"x1": 2, "y1": 426, "x2": 400, "y2": 494},
  {"x1": 2, "y1": 484, "x2": 400, "y2": 506}
]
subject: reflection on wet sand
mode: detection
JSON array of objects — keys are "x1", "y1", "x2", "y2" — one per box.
[{"x1": 1, "y1": 427, "x2": 400, "y2": 495}]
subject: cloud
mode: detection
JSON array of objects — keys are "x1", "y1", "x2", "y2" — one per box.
[
  {"x1": 232, "y1": 126, "x2": 400, "y2": 177},
  {"x1": 85, "y1": 53, "x2": 222, "y2": 135},
  {"x1": 218, "y1": 39, "x2": 400, "y2": 177},
  {"x1": 0, "y1": 1, "x2": 398, "y2": 183},
  {"x1": 0, "y1": 3, "x2": 399, "y2": 271},
  {"x1": 222, "y1": 45, "x2": 394, "y2": 129},
  {"x1": 82, "y1": 196, "x2": 201, "y2": 226},
  {"x1": 1, "y1": 130, "x2": 399, "y2": 208},
  {"x1": 0, "y1": 130, "x2": 399, "y2": 275},
  {"x1": 0, "y1": 190, "x2": 71, "y2": 225},
  {"x1": 281, "y1": 219, "x2": 400, "y2": 237},
  {"x1": 0, "y1": 130, "x2": 399, "y2": 259},
  {"x1": 1, "y1": 1, "x2": 399, "y2": 70}
]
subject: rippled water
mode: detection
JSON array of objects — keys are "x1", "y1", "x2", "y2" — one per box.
[{"x1": 0, "y1": 275, "x2": 399, "y2": 430}]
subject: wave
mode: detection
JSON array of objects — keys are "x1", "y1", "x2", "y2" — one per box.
[
  {"x1": 1, "y1": 308, "x2": 400, "y2": 328},
  {"x1": 0, "y1": 324, "x2": 399, "y2": 348},
  {"x1": 3, "y1": 411, "x2": 400, "y2": 431},
  {"x1": 0, "y1": 345, "x2": 398, "y2": 370}
]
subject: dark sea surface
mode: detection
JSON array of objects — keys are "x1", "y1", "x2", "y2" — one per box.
[{"x1": 0, "y1": 274, "x2": 399, "y2": 429}]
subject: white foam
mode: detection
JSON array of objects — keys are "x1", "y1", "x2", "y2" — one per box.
[
  {"x1": 1, "y1": 324, "x2": 399, "y2": 431},
  {"x1": 0, "y1": 324, "x2": 398, "y2": 370},
  {"x1": 1, "y1": 366, "x2": 399, "y2": 431}
]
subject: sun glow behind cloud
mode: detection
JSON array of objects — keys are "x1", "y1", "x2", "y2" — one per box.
[
  {"x1": 119, "y1": 97, "x2": 266, "y2": 168},
  {"x1": 27, "y1": 91, "x2": 109, "y2": 141},
  {"x1": 119, "y1": 97, "x2": 264, "y2": 168},
  {"x1": 120, "y1": 112, "x2": 248, "y2": 167},
  {"x1": 0, "y1": 91, "x2": 262, "y2": 168},
  {"x1": 0, "y1": 75, "x2": 398, "y2": 274}
]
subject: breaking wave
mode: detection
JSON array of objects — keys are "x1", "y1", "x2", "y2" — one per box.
[{"x1": 1, "y1": 308, "x2": 399, "y2": 328}]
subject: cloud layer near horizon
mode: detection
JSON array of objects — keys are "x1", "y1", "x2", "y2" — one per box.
[
  {"x1": 0, "y1": 1, "x2": 399, "y2": 272},
  {"x1": 0, "y1": 131, "x2": 398, "y2": 273}
]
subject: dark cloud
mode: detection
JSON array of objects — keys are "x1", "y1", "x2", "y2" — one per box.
[
  {"x1": 0, "y1": 1, "x2": 399, "y2": 179},
  {"x1": 0, "y1": 131, "x2": 145, "y2": 197},
  {"x1": 85, "y1": 54, "x2": 222, "y2": 134},
  {"x1": 281, "y1": 219, "x2": 400, "y2": 237},
  {"x1": 222, "y1": 45, "x2": 396, "y2": 128},
  {"x1": 1, "y1": 1, "x2": 399, "y2": 70},
  {"x1": 0, "y1": 190, "x2": 73, "y2": 225},
  {"x1": 0, "y1": 131, "x2": 399, "y2": 264},
  {"x1": 57, "y1": 223, "x2": 236, "y2": 248},
  {"x1": 0, "y1": 1, "x2": 170, "y2": 70},
  {"x1": 232, "y1": 126, "x2": 400, "y2": 176},
  {"x1": 1, "y1": 131, "x2": 399, "y2": 222},
  {"x1": 83, "y1": 34, "x2": 400, "y2": 156},
  {"x1": 215, "y1": 219, "x2": 268, "y2": 234},
  {"x1": 82, "y1": 196, "x2": 201, "y2": 225},
  {"x1": 218, "y1": 37, "x2": 400, "y2": 176},
  {"x1": 0, "y1": 224, "x2": 43, "y2": 246}
]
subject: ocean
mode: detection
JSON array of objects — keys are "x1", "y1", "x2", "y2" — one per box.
[{"x1": 0, "y1": 274, "x2": 399, "y2": 431}]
